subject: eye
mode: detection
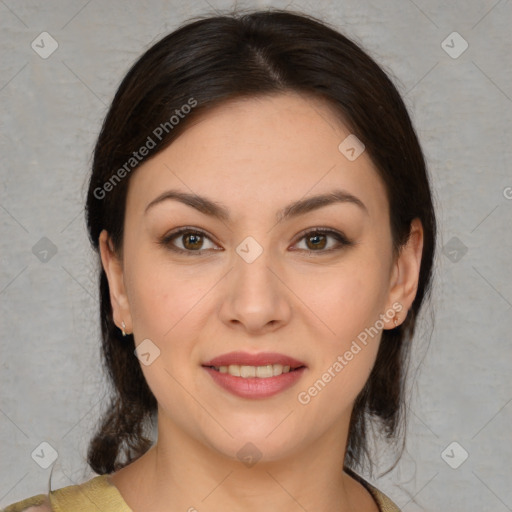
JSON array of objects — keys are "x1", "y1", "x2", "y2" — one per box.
[
  {"x1": 160, "y1": 227, "x2": 220, "y2": 255},
  {"x1": 291, "y1": 228, "x2": 352, "y2": 253},
  {"x1": 159, "y1": 226, "x2": 353, "y2": 256}
]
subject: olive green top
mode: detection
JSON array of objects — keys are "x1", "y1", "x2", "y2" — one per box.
[{"x1": 3, "y1": 471, "x2": 400, "y2": 511}]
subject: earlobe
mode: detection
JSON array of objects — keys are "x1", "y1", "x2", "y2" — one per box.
[
  {"x1": 98, "y1": 230, "x2": 132, "y2": 335},
  {"x1": 385, "y1": 218, "x2": 424, "y2": 329}
]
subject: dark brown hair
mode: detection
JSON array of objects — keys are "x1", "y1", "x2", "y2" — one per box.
[{"x1": 85, "y1": 9, "x2": 436, "y2": 477}]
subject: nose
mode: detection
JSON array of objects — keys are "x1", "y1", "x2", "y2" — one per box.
[{"x1": 219, "y1": 243, "x2": 292, "y2": 335}]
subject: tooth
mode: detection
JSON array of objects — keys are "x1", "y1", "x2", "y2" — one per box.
[
  {"x1": 215, "y1": 364, "x2": 297, "y2": 378},
  {"x1": 272, "y1": 364, "x2": 283, "y2": 376},
  {"x1": 228, "y1": 364, "x2": 241, "y2": 377},
  {"x1": 240, "y1": 365, "x2": 256, "y2": 378},
  {"x1": 256, "y1": 365, "x2": 274, "y2": 378}
]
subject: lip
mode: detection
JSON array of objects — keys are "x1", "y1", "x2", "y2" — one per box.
[
  {"x1": 203, "y1": 366, "x2": 307, "y2": 399},
  {"x1": 202, "y1": 351, "x2": 306, "y2": 369},
  {"x1": 201, "y1": 351, "x2": 307, "y2": 399}
]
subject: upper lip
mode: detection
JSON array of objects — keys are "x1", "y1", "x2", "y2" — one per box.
[{"x1": 202, "y1": 351, "x2": 306, "y2": 369}]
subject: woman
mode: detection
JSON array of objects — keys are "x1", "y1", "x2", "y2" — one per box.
[{"x1": 4, "y1": 8, "x2": 435, "y2": 512}]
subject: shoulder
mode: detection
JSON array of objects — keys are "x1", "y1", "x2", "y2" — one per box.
[
  {"x1": 344, "y1": 467, "x2": 401, "y2": 512},
  {"x1": 369, "y1": 486, "x2": 401, "y2": 512},
  {"x1": 2, "y1": 474, "x2": 130, "y2": 512},
  {"x1": 2, "y1": 494, "x2": 51, "y2": 512}
]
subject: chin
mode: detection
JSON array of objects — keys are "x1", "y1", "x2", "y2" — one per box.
[{"x1": 204, "y1": 422, "x2": 306, "y2": 465}]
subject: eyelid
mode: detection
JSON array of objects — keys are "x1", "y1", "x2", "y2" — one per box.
[
  {"x1": 291, "y1": 226, "x2": 349, "y2": 243},
  {"x1": 159, "y1": 226, "x2": 353, "y2": 255},
  {"x1": 289, "y1": 227, "x2": 353, "y2": 252},
  {"x1": 159, "y1": 226, "x2": 222, "y2": 254}
]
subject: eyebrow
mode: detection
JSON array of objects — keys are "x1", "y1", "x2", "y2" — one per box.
[{"x1": 144, "y1": 188, "x2": 368, "y2": 222}]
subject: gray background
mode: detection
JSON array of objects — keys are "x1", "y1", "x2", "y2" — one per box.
[{"x1": 1, "y1": 0, "x2": 511, "y2": 510}]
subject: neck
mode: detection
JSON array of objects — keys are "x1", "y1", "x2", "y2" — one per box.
[{"x1": 110, "y1": 414, "x2": 370, "y2": 512}]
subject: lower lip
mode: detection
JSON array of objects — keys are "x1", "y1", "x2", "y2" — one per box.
[{"x1": 203, "y1": 366, "x2": 306, "y2": 399}]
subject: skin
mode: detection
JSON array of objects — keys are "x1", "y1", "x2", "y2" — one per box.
[{"x1": 99, "y1": 92, "x2": 423, "y2": 512}]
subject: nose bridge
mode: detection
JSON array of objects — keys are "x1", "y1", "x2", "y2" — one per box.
[
  {"x1": 219, "y1": 233, "x2": 291, "y2": 331},
  {"x1": 232, "y1": 234, "x2": 277, "y2": 295}
]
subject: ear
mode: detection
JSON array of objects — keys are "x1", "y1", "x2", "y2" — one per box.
[
  {"x1": 98, "y1": 229, "x2": 132, "y2": 335},
  {"x1": 383, "y1": 218, "x2": 424, "y2": 329}
]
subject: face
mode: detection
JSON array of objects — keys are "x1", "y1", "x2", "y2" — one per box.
[{"x1": 100, "y1": 92, "x2": 423, "y2": 463}]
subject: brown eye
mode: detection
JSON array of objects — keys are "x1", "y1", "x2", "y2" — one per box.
[
  {"x1": 305, "y1": 233, "x2": 328, "y2": 250},
  {"x1": 292, "y1": 229, "x2": 352, "y2": 253},
  {"x1": 160, "y1": 227, "x2": 220, "y2": 254},
  {"x1": 182, "y1": 232, "x2": 204, "y2": 250}
]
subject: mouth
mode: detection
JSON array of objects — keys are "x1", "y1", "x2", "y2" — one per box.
[
  {"x1": 201, "y1": 351, "x2": 307, "y2": 399},
  {"x1": 203, "y1": 363, "x2": 306, "y2": 379}
]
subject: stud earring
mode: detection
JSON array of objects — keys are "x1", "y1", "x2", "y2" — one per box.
[
  {"x1": 393, "y1": 315, "x2": 399, "y2": 328},
  {"x1": 121, "y1": 321, "x2": 127, "y2": 337}
]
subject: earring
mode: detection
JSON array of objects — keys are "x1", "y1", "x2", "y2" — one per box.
[
  {"x1": 121, "y1": 321, "x2": 127, "y2": 337},
  {"x1": 393, "y1": 315, "x2": 399, "y2": 328}
]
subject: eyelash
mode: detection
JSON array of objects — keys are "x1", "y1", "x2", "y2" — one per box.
[{"x1": 158, "y1": 226, "x2": 353, "y2": 256}]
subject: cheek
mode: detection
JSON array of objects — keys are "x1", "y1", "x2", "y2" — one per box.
[
  {"x1": 125, "y1": 253, "x2": 223, "y2": 404},
  {"x1": 125, "y1": 235, "x2": 391, "y2": 426},
  {"x1": 125, "y1": 259, "x2": 216, "y2": 432},
  {"x1": 295, "y1": 274, "x2": 384, "y2": 423},
  {"x1": 296, "y1": 252, "x2": 390, "y2": 341},
  {"x1": 126, "y1": 246, "x2": 215, "y2": 341},
  {"x1": 292, "y1": 253, "x2": 389, "y2": 407}
]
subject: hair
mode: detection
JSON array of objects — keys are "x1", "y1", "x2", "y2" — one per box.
[{"x1": 85, "y1": 8, "x2": 436, "y2": 477}]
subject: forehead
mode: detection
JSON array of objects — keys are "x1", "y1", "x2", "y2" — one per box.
[{"x1": 126, "y1": 92, "x2": 389, "y2": 222}]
